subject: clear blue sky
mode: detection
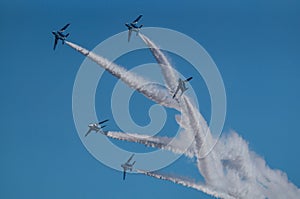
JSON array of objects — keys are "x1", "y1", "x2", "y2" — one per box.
[{"x1": 1, "y1": 0, "x2": 299, "y2": 198}]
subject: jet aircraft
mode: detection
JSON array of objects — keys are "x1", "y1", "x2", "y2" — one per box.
[
  {"x1": 52, "y1": 23, "x2": 70, "y2": 50},
  {"x1": 85, "y1": 119, "x2": 109, "y2": 137},
  {"x1": 121, "y1": 154, "x2": 136, "y2": 180},
  {"x1": 172, "y1": 77, "x2": 193, "y2": 99},
  {"x1": 125, "y1": 15, "x2": 143, "y2": 42}
]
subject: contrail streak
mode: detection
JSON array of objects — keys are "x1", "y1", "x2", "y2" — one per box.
[
  {"x1": 136, "y1": 169, "x2": 234, "y2": 199},
  {"x1": 139, "y1": 33, "x2": 225, "y2": 186},
  {"x1": 65, "y1": 41, "x2": 180, "y2": 110},
  {"x1": 138, "y1": 34, "x2": 300, "y2": 198},
  {"x1": 181, "y1": 97, "x2": 225, "y2": 188},
  {"x1": 139, "y1": 33, "x2": 178, "y2": 90},
  {"x1": 214, "y1": 131, "x2": 300, "y2": 198},
  {"x1": 104, "y1": 131, "x2": 194, "y2": 158},
  {"x1": 67, "y1": 39, "x2": 300, "y2": 198}
]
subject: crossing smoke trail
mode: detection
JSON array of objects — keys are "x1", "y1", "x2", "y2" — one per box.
[
  {"x1": 65, "y1": 41, "x2": 180, "y2": 110},
  {"x1": 138, "y1": 34, "x2": 300, "y2": 198},
  {"x1": 104, "y1": 131, "x2": 194, "y2": 158},
  {"x1": 67, "y1": 39, "x2": 300, "y2": 198},
  {"x1": 136, "y1": 169, "x2": 234, "y2": 199},
  {"x1": 213, "y1": 131, "x2": 300, "y2": 198},
  {"x1": 139, "y1": 34, "x2": 178, "y2": 90},
  {"x1": 181, "y1": 97, "x2": 225, "y2": 188},
  {"x1": 65, "y1": 40, "x2": 197, "y2": 158},
  {"x1": 139, "y1": 33, "x2": 225, "y2": 187},
  {"x1": 66, "y1": 39, "x2": 224, "y2": 196}
]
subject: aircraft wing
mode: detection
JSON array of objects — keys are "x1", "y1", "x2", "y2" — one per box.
[
  {"x1": 123, "y1": 170, "x2": 126, "y2": 180},
  {"x1": 132, "y1": 15, "x2": 142, "y2": 24},
  {"x1": 126, "y1": 154, "x2": 135, "y2": 164},
  {"x1": 85, "y1": 128, "x2": 92, "y2": 137},
  {"x1": 185, "y1": 77, "x2": 193, "y2": 82},
  {"x1": 98, "y1": 119, "x2": 109, "y2": 125},
  {"x1": 60, "y1": 23, "x2": 70, "y2": 32},
  {"x1": 172, "y1": 85, "x2": 180, "y2": 99},
  {"x1": 128, "y1": 29, "x2": 132, "y2": 42},
  {"x1": 53, "y1": 37, "x2": 58, "y2": 50}
]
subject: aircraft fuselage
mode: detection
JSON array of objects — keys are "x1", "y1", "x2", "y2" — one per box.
[
  {"x1": 126, "y1": 24, "x2": 140, "y2": 32},
  {"x1": 52, "y1": 31, "x2": 67, "y2": 40},
  {"x1": 88, "y1": 123, "x2": 101, "y2": 132},
  {"x1": 121, "y1": 163, "x2": 133, "y2": 172}
]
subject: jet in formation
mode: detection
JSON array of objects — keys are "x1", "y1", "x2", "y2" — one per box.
[
  {"x1": 172, "y1": 77, "x2": 193, "y2": 99},
  {"x1": 121, "y1": 154, "x2": 136, "y2": 180},
  {"x1": 85, "y1": 119, "x2": 109, "y2": 137},
  {"x1": 52, "y1": 23, "x2": 70, "y2": 50},
  {"x1": 125, "y1": 15, "x2": 143, "y2": 42}
]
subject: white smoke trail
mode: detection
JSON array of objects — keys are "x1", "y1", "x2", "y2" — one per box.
[
  {"x1": 138, "y1": 33, "x2": 209, "y2": 158},
  {"x1": 65, "y1": 41, "x2": 180, "y2": 110},
  {"x1": 104, "y1": 131, "x2": 194, "y2": 158},
  {"x1": 139, "y1": 34, "x2": 178, "y2": 90},
  {"x1": 138, "y1": 35, "x2": 300, "y2": 198},
  {"x1": 214, "y1": 131, "x2": 300, "y2": 198},
  {"x1": 181, "y1": 97, "x2": 225, "y2": 188},
  {"x1": 136, "y1": 169, "x2": 234, "y2": 199},
  {"x1": 175, "y1": 92, "x2": 300, "y2": 198},
  {"x1": 67, "y1": 39, "x2": 300, "y2": 198},
  {"x1": 139, "y1": 33, "x2": 225, "y2": 187}
]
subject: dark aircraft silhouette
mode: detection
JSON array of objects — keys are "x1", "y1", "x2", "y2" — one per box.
[
  {"x1": 121, "y1": 154, "x2": 136, "y2": 180},
  {"x1": 85, "y1": 119, "x2": 109, "y2": 137},
  {"x1": 125, "y1": 15, "x2": 143, "y2": 42},
  {"x1": 52, "y1": 23, "x2": 70, "y2": 50},
  {"x1": 172, "y1": 77, "x2": 193, "y2": 99}
]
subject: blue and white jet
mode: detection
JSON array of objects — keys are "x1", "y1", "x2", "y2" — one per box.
[
  {"x1": 85, "y1": 119, "x2": 109, "y2": 137},
  {"x1": 125, "y1": 15, "x2": 143, "y2": 42},
  {"x1": 52, "y1": 23, "x2": 70, "y2": 50},
  {"x1": 121, "y1": 154, "x2": 136, "y2": 180},
  {"x1": 172, "y1": 77, "x2": 193, "y2": 99}
]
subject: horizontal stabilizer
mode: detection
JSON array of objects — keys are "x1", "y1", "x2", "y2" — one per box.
[{"x1": 125, "y1": 23, "x2": 131, "y2": 28}]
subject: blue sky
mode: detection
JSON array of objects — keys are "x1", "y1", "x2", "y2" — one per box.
[{"x1": 1, "y1": 0, "x2": 299, "y2": 198}]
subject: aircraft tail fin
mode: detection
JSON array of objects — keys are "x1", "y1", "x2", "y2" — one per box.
[{"x1": 132, "y1": 161, "x2": 136, "y2": 166}]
